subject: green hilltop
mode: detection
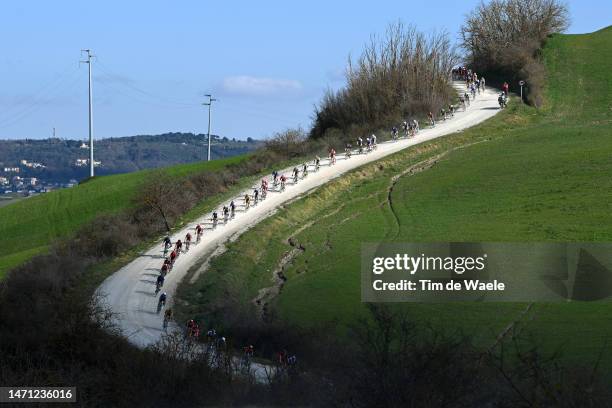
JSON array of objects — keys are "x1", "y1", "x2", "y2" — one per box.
[{"x1": 178, "y1": 27, "x2": 612, "y2": 368}]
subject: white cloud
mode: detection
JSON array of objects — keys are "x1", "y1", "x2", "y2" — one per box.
[{"x1": 222, "y1": 75, "x2": 302, "y2": 96}]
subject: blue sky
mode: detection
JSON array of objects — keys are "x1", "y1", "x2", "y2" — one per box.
[{"x1": 0, "y1": 0, "x2": 609, "y2": 141}]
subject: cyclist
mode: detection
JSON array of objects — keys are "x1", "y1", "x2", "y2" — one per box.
[
  {"x1": 186, "y1": 319, "x2": 195, "y2": 337},
  {"x1": 357, "y1": 137, "x2": 364, "y2": 154},
  {"x1": 314, "y1": 156, "x2": 321, "y2": 171},
  {"x1": 158, "y1": 292, "x2": 167, "y2": 313},
  {"x1": 216, "y1": 336, "x2": 227, "y2": 351},
  {"x1": 169, "y1": 250, "x2": 177, "y2": 268},
  {"x1": 302, "y1": 162, "x2": 308, "y2": 178},
  {"x1": 278, "y1": 349, "x2": 288, "y2": 367},
  {"x1": 244, "y1": 345, "x2": 254, "y2": 358},
  {"x1": 280, "y1": 174, "x2": 287, "y2": 191},
  {"x1": 212, "y1": 212, "x2": 218, "y2": 228},
  {"x1": 207, "y1": 328, "x2": 217, "y2": 342},
  {"x1": 163, "y1": 236, "x2": 172, "y2": 256},
  {"x1": 261, "y1": 179, "x2": 268, "y2": 199},
  {"x1": 272, "y1": 170, "x2": 279, "y2": 187},
  {"x1": 329, "y1": 148, "x2": 337, "y2": 165},
  {"x1": 428, "y1": 111, "x2": 435, "y2": 127},
  {"x1": 365, "y1": 136, "x2": 372, "y2": 152},
  {"x1": 161, "y1": 259, "x2": 170, "y2": 276},
  {"x1": 392, "y1": 126, "x2": 398, "y2": 140},
  {"x1": 412, "y1": 119, "x2": 419, "y2": 133},
  {"x1": 223, "y1": 205, "x2": 229, "y2": 222},
  {"x1": 163, "y1": 308, "x2": 172, "y2": 330},
  {"x1": 345, "y1": 143, "x2": 352, "y2": 158},
  {"x1": 292, "y1": 167, "x2": 299, "y2": 183},
  {"x1": 155, "y1": 274, "x2": 164, "y2": 294},
  {"x1": 185, "y1": 232, "x2": 192, "y2": 251},
  {"x1": 175, "y1": 239, "x2": 182, "y2": 254},
  {"x1": 371, "y1": 134, "x2": 377, "y2": 149},
  {"x1": 230, "y1": 201, "x2": 236, "y2": 218},
  {"x1": 244, "y1": 193, "x2": 251, "y2": 209},
  {"x1": 195, "y1": 224, "x2": 203, "y2": 243},
  {"x1": 449, "y1": 104, "x2": 455, "y2": 117},
  {"x1": 253, "y1": 188, "x2": 259, "y2": 204},
  {"x1": 440, "y1": 107, "x2": 446, "y2": 121},
  {"x1": 192, "y1": 323, "x2": 200, "y2": 339}
]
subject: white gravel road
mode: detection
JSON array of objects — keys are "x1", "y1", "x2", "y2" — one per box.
[{"x1": 96, "y1": 82, "x2": 502, "y2": 355}]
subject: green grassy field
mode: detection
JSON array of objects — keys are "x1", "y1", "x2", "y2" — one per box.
[
  {"x1": 0, "y1": 155, "x2": 249, "y2": 279},
  {"x1": 178, "y1": 27, "x2": 612, "y2": 367}
]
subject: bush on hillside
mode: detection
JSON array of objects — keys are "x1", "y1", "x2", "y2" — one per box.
[
  {"x1": 311, "y1": 22, "x2": 459, "y2": 139},
  {"x1": 460, "y1": 0, "x2": 569, "y2": 106}
]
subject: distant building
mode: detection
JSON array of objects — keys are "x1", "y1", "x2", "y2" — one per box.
[
  {"x1": 23, "y1": 177, "x2": 38, "y2": 186},
  {"x1": 3, "y1": 167, "x2": 19, "y2": 173},
  {"x1": 20, "y1": 159, "x2": 46, "y2": 169},
  {"x1": 80, "y1": 142, "x2": 89, "y2": 149},
  {"x1": 74, "y1": 158, "x2": 101, "y2": 167},
  {"x1": 0, "y1": 177, "x2": 8, "y2": 185}
]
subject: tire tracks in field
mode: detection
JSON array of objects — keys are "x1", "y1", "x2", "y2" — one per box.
[{"x1": 386, "y1": 139, "x2": 490, "y2": 239}]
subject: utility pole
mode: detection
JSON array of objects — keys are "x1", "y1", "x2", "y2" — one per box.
[
  {"x1": 203, "y1": 94, "x2": 217, "y2": 161},
  {"x1": 81, "y1": 49, "x2": 95, "y2": 177}
]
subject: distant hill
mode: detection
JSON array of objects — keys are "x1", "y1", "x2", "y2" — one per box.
[{"x1": 0, "y1": 133, "x2": 262, "y2": 182}]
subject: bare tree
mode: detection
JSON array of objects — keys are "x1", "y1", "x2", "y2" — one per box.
[
  {"x1": 311, "y1": 22, "x2": 459, "y2": 139},
  {"x1": 460, "y1": 0, "x2": 569, "y2": 105},
  {"x1": 134, "y1": 171, "x2": 181, "y2": 233}
]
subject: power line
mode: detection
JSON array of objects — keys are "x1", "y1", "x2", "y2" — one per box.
[
  {"x1": 95, "y1": 60, "x2": 198, "y2": 107},
  {"x1": 0, "y1": 66, "x2": 81, "y2": 129}
]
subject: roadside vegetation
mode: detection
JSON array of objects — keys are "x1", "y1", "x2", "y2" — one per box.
[{"x1": 310, "y1": 22, "x2": 458, "y2": 139}]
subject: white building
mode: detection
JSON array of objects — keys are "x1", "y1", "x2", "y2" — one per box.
[
  {"x1": 75, "y1": 158, "x2": 102, "y2": 167},
  {"x1": 20, "y1": 160, "x2": 46, "y2": 169},
  {"x1": 0, "y1": 177, "x2": 8, "y2": 185},
  {"x1": 3, "y1": 167, "x2": 19, "y2": 173}
]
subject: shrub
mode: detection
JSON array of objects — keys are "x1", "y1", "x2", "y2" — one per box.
[
  {"x1": 460, "y1": 0, "x2": 570, "y2": 105},
  {"x1": 311, "y1": 22, "x2": 459, "y2": 139}
]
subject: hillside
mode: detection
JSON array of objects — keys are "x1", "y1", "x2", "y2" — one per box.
[
  {"x1": 179, "y1": 27, "x2": 612, "y2": 367},
  {"x1": 0, "y1": 154, "x2": 250, "y2": 278},
  {"x1": 0, "y1": 133, "x2": 261, "y2": 183}
]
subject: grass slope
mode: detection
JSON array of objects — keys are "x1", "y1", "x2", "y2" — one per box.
[
  {"x1": 178, "y1": 27, "x2": 612, "y2": 367},
  {"x1": 0, "y1": 155, "x2": 248, "y2": 278}
]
